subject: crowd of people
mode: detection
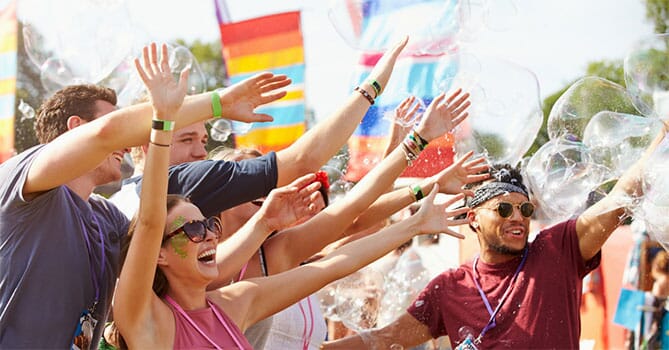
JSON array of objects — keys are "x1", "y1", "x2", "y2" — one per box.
[{"x1": 0, "y1": 35, "x2": 667, "y2": 350}]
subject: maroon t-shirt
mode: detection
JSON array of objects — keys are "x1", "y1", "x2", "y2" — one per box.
[{"x1": 407, "y1": 219, "x2": 600, "y2": 349}]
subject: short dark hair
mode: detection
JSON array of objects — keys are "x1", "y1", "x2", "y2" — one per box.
[{"x1": 35, "y1": 84, "x2": 117, "y2": 143}]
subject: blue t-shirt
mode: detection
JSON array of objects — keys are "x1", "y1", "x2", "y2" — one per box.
[
  {"x1": 0, "y1": 145, "x2": 129, "y2": 348},
  {"x1": 111, "y1": 152, "x2": 278, "y2": 219}
]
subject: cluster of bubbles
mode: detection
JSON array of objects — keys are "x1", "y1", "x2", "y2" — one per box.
[
  {"x1": 318, "y1": 237, "x2": 453, "y2": 331},
  {"x1": 18, "y1": 0, "x2": 207, "y2": 117},
  {"x1": 328, "y1": 0, "x2": 519, "y2": 55},
  {"x1": 524, "y1": 33, "x2": 669, "y2": 229}
]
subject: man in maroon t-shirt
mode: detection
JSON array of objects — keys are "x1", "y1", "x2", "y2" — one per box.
[{"x1": 324, "y1": 132, "x2": 665, "y2": 349}]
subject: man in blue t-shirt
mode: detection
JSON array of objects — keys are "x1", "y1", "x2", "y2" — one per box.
[{"x1": 0, "y1": 39, "x2": 409, "y2": 348}]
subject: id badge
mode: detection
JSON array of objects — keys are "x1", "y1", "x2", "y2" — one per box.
[
  {"x1": 71, "y1": 310, "x2": 98, "y2": 350},
  {"x1": 455, "y1": 336, "x2": 479, "y2": 350}
]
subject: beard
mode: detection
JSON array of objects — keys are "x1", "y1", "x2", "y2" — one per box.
[{"x1": 487, "y1": 238, "x2": 527, "y2": 256}]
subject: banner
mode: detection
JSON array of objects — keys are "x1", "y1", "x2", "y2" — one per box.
[
  {"x1": 0, "y1": 0, "x2": 16, "y2": 163},
  {"x1": 217, "y1": 9, "x2": 306, "y2": 154},
  {"x1": 343, "y1": 0, "x2": 459, "y2": 181}
]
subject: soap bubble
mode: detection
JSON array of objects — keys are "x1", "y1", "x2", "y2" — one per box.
[
  {"x1": 637, "y1": 135, "x2": 669, "y2": 248},
  {"x1": 328, "y1": 0, "x2": 467, "y2": 54},
  {"x1": 19, "y1": 0, "x2": 136, "y2": 88},
  {"x1": 524, "y1": 138, "x2": 612, "y2": 223},
  {"x1": 332, "y1": 266, "x2": 385, "y2": 331},
  {"x1": 547, "y1": 77, "x2": 643, "y2": 141},
  {"x1": 583, "y1": 111, "x2": 664, "y2": 178},
  {"x1": 624, "y1": 33, "x2": 669, "y2": 119},
  {"x1": 453, "y1": 55, "x2": 542, "y2": 166},
  {"x1": 18, "y1": 100, "x2": 35, "y2": 121}
]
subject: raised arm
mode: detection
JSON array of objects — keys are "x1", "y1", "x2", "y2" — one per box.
[
  {"x1": 24, "y1": 68, "x2": 289, "y2": 195},
  {"x1": 207, "y1": 174, "x2": 324, "y2": 290},
  {"x1": 225, "y1": 186, "x2": 469, "y2": 331},
  {"x1": 114, "y1": 43, "x2": 188, "y2": 339},
  {"x1": 577, "y1": 128, "x2": 667, "y2": 260},
  {"x1": 262, "y1": 89, "x2": 472, "y2": 274},
  {"x1": 273, "y1": 38, "x2": 408, "y2": 186}
]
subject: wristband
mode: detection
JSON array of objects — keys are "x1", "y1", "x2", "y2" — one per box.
[
  {"x1": 151, "y1": 119, "x2": 175, "y2": 131},
  {"x1": 355, "y1": 86, "x2": 375, "y2": 105},
  {"x1": 367, "y1": 79, "x2": 382, "y2": 98},
  {"x1": 211, "y1": 91, "x2": 222, "y2": 118},
  {"x1": 149, "y1": 141, "x2": 171, "y2": 147},
  {"x1": 413, "y1": 129, "x2": 429, "y2": 146},
  {"x1": 411, "y1": 184, "x2": 424, "y2": 201}
]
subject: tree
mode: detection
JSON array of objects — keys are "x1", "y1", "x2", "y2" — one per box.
[
  {"x1": 14, "y1": 21, "x2": 45, "y2": 153},
  {"x1": 646, "y1": 0, "x2": 669, "y2": 33}
]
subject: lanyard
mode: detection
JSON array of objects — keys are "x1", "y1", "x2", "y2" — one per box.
[
  {"x1": 471, "y1": 247, "x2": 527, "y2": 343},
  {"x1": 165, "y1": 295, "x2": 246, "y2": 350},
  {"x1": 297, "y1": 297, "x2": 315, "y2": 350},
  {"x1": 70, "y1": 190, "x2": 106, "y2": 313}
]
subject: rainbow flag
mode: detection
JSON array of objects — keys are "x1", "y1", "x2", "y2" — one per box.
[
  {"x1": 216, "y1": 9, "x2": 305, "y2": 154},
  {"x1": 0, "y1": 0, "x2": 16, "y2": 163},
  {"x1": 344, "y1": 0, "x2": 460, "y2": 181}
]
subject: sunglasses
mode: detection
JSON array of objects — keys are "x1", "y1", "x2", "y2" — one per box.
[
  {"x1": 163, "y1": 217, "x2": 223, "y2": 243},
  {"x1": 479, "y1": 201, "x2": 535, "y2": 219}
]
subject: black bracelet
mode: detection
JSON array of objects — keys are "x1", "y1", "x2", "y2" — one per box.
[
  {"x1": 355, "y1": 86, "x2": 375, "y2": 105},
  {"x1": 151, "y1": 119, "x2": 175, "y2": 131},
  {"x1": 149, "y1": 141, "x2": 171, "y2": 147}
]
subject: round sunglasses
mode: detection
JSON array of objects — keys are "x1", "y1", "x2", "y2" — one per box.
[
  {"x1": 163, "y1": 217, "x2": 223, "y2": 243},
  {"x1": 479, "y1": 201, "x2": 535, "y2": 219}
]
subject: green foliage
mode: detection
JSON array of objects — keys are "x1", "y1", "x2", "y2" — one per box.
[
  {"x1": 646, "y1": 0, "x2": 669, "y2": 33},
  {"x1": 585, "y1": 60, "x2": 625, "y2": 86},
  {"x1": 14, "y1": 22, "x2": 45, "y2": 153}
]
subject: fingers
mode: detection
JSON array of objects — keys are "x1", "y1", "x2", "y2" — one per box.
[
  {"x1": 159, "y1": 43, "x2": 170, "y2": 74},
  {"x1": 290, "y1": 173, "x2": 318, "y2": 190},
  {"x1": 442, "y1": 228, "x2": 465, "y2": 240},
  {"x1": 258, "y1": 76, "x2": 291, "y2": 93},
  {"x1": 453, "y1": 151, "x2": 475, "y2": 166},
  {"x1": 259, "y1": 91, "x2": 288, "y2": 106},
  {"x1": 250, "y1": 113, "x2": 275, "y2": 123},
  {"x1": 444, "y1": 88, "x2": 463, "y2": 105},
  {"x1": 466, "y1": 173, "x2": 492, "y2": 184},
  {"x1": 133, "y1": 58, "x2": 149, "y2": 84}
]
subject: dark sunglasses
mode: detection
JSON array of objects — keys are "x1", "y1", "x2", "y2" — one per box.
[
  {"x1": 163, "y1": 217, "x2": 223, "y2": 243},
  {"x1": 480, "y1": 201, "x2": 534, "y2": 219}
]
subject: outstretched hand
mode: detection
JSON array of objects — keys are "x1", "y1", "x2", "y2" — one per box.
[
  {"x1": 134, "y1": 43, "x2": 189, "y2": 119},
  {"x1": 217, "y1": 72, "x2": 292, "y2": 123},
  {"x1": 431, "y1": 151, "x2": 490, "y2": 196},
  {"x1": 387, "y1": 96, "x2": 421, "y2": 152},
  {"x1": 413, "y1": 185, "x2": 469, "y2": 239},
  {"x1": 415, "y1": 88, "x2": 470, "y2": 141},
  {"x1": 366, "y1": 36, "x2": 409, "y2": 94},
  {"x1": 257, "y1": 173, "x2": 325, "y2": 233}
]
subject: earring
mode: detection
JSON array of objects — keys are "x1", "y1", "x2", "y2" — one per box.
[{"x1": 472, "y1": 223, "x2": 479, "y2": 229}]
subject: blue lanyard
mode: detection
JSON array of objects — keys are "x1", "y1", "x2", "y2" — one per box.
[{"x1": 471, "y1": 247, "x2": 527, "y2": 343}]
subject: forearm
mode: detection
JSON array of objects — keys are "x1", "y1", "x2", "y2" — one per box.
[
  {"x1": 275, "y1": 83, "x2": 375, "y2": 185},
  {"x1": 209, "y1": 215, "x2": 273, "y2": 289}
]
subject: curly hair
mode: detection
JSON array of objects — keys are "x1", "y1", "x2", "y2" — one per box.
[{"x1": 35, "y1": 84, "x2": 117, "y2": 143}]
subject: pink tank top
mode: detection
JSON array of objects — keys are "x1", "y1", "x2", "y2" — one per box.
[{"x1": 168, "y1": 298, "x2": 253, "y2": 349}]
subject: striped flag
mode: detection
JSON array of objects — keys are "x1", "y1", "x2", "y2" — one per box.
[
  {"x1": 0, "y1": 0, "x2": 16, "y2": 163},
  {"x1": 217, "y1": 10, "x2": 306, "y2": 154},
  {"x1": 344, "y1": 0, "x2": 459, "y2": 181}
]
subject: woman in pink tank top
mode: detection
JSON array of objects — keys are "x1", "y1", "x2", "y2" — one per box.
[{"x1": 113, "y1": 41, "x2": 474, "y2": 349}]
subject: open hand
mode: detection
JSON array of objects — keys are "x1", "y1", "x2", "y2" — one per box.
[
  {"x1": 413, "y1": 185, "x2": 469, "y2": 239},
  {"x1": 415, "y1": 88, "x2": 470, "y2": 141},
  {"x1": 366, "y1": 36, "x2": 409, "y2": 94},
  {"x1": 387, "y1": 96, "x2": 421, "y2": 152},
  {"x1": 431, "y1": 151, "x2": 490, "y2": 196},
  {"x1": 257, "y1": 173, "x2": 325, "y2": 232},
  {"x1": 134, "y1": 43, "x2": 189, "y2": 119},
  {"x1": 217, "y1": 72, "x2": 292, "y2": 123}
]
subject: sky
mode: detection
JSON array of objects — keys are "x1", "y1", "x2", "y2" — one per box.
[{"x1": 19, "y1": 0, "x2": 655, "y2": 121}]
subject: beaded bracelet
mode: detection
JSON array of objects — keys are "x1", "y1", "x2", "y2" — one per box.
[
  {"x1": 355, "y1": 86, "x2": 375, "y2": 105},
  {"x1": 401, "y1": 143, "x2": 420, "y2": 167}
]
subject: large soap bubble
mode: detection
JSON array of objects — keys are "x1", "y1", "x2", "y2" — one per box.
[
  {"x1": 583, "y1": 111, "x2": 665, "y2": 178},
  {"x1": 332, "y1": 266, "x2": 385, "y2": 332},
  {"x1": 329, "y1": 0, "x2": 464, "y2": 54},
  {"x1": 19, "y1": 0, "x2": 136, "y2": 91},
  {"x1": 624, "y1": 33, "x2": 669, "y2": 119},
  {"x1": 112, "y1": 43, "x2": 207, "y2": 107},
  {"x1": 451, "y1": 55, "x2": 542, "y2": 166},
  {"x1": 524, "y1": 139, "x2": 612, "y2": 223},
  {"x1": 547, "y1": 77, "x2": 643, "y2": 141},
  {"x1": 638, "y1": 135, "x2": 669, "y2": 248}
]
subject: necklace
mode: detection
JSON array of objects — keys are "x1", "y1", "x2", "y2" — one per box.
[
  {"x1": 471, "y1": 247, "x2": 527, "y2": 343},
  {"x1": 297, "y1": 296, "x2": 315, "y2": 350}
]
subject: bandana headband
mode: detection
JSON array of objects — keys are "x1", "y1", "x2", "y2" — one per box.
[{"x1": 468, "y1": 181, "x2": 529, "y2": 208}]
